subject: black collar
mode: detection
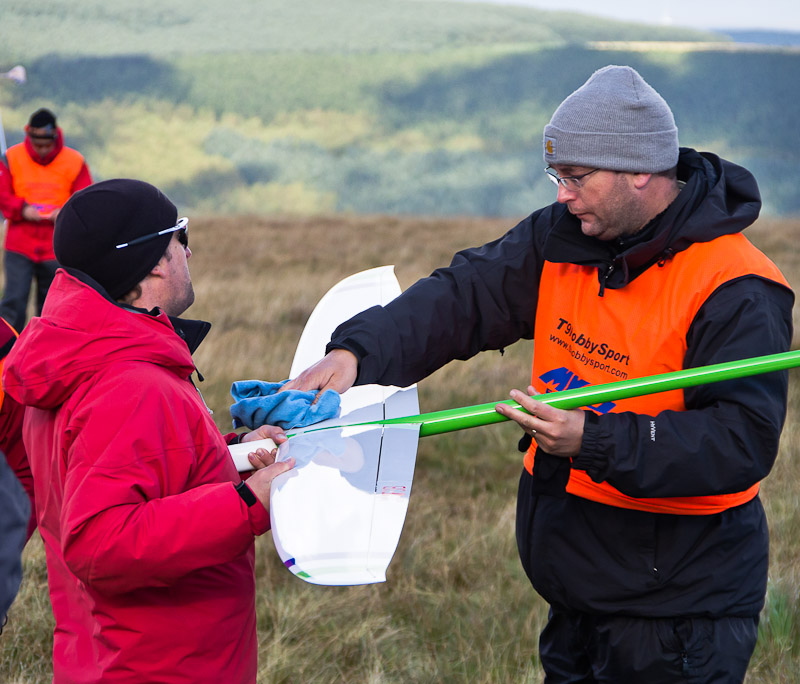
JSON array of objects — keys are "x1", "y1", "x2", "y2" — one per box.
[
  {"x1": 61, "y1": 266, "x2": 212, "y2": 354},
  {"x1": 542, "y1": 151, "x2": 714, "y2": 293}
]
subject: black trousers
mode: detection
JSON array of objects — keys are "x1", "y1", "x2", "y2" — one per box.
[
  {"x1": 514, "y1": 466, "x2": 760, "y2": 683},
  {"x1": 539, "y1": 608, "x2": 758, "y2": 683},
  {"x1": 0, "y1": 250, "x2": 58, "y2": 331}
]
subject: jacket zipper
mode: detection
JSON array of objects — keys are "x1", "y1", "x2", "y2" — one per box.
[{"x1": 598, "y1": 264, "x2": 615, "y2": 297}]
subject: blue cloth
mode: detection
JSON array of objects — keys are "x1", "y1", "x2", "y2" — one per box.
[{"x1": 230, "y1": 379, "x2": 340, "y2": 430}]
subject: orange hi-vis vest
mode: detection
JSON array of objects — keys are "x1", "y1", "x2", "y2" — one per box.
[
  {"x1": 5, "y1": 143, "x2": 85, "y2": 261},
  {"x1": 6, "y1": 143, "x2": 84, "y2": 215},
  {"x1": 528, "y1": 232, "x2": 790, "y2": 515}
]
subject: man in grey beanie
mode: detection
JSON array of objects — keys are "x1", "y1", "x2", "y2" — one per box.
[
  {"x1": 286, "y1": 65, "x2": 793, "y2": 681},
  {"x1": 3, "y1": 178, "x2": 294, "y2": 683}
]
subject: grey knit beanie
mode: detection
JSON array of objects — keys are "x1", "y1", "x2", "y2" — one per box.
[{"x1": 543, "y1": 65, "x2": 678, "y2": 173}]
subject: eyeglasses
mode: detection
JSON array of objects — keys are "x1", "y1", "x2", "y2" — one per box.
[
  {"x1": 115, "y1": 217, "x2": 189, "y2": 250},
  {"x1": 545, "y1": 166, "x2": 599, "y2": 191}
]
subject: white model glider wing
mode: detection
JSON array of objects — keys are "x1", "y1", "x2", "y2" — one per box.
[
  {"x1": 230, "y1": 266, "x2": 420, "y2": 585},
  {"x1": 271, "y1": 424, "x2": 419, "y2": 585}
]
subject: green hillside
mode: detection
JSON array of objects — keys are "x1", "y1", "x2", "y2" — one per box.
[
  {"x1": 2, "y1": 0, "x2": 798, "y2": 217},
  {"x1": 1, "y1": 0, "x2": 723, "y2": 58}
]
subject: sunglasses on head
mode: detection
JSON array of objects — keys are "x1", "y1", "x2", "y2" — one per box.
[
  {"x1": 27, "y1": 124, "x2": 57, "y2": 141},
  {"x1": 115, "y1": 217, "x2": 189, "y2": 250}
]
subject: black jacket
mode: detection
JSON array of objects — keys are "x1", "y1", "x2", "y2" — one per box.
[{"x1": 328, "y1": 149, "x2": 794, "y2": 617}]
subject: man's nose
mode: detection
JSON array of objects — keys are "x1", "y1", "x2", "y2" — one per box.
[{"x1": 556, "y1": 183, "x2": 577, "y2": 204}]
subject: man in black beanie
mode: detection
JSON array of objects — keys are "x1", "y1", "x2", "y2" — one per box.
[
  {"x1": 2, "y1": 179, "x2": 294, "y2": 684},
  {"x1": 53, "y1": 178, "x2": 193, "y2": 311},
  {"x1": 0, "y1": 108, "x2": 92, "y2": 330}
]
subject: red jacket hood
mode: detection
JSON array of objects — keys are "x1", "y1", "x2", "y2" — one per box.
[
  {"x1": 3, "y1": 269, "x2": 196, "y2": 411},
  {"x1": 23, "y1": 126, "x2": 64, "y2": 165}
]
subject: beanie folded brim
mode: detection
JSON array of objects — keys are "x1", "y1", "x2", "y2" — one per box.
[{"x1": 544, "y1": 125, "x2": 679, "y2": 174}]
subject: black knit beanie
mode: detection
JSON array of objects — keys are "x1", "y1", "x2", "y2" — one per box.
[
  {"x1": 28, "y1": 108, "x2": 56, "y2": 129},
  {"x1": 54, "y1": 179, "x2": 178, "y2": 299}
]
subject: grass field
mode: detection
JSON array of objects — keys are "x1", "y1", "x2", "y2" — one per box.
[{"x1": 1, "y1": 213, "x2": 799, "y2": 682}]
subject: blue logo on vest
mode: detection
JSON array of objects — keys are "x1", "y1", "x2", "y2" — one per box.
[{"x1": 539, "y1": 367, "x2": 616, "y2": 414}]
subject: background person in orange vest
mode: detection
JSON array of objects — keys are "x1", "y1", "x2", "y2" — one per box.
[
  {"x1": 0, "y1": 108, "x2": 92, "y2": 330},
  {"x1": 285, "y1": 65, "x2": 794, "y2": 682}
]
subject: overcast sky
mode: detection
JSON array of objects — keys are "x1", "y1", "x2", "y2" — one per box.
[{"x1": 459, "y1": 0, "x2": 800, "y2": 33}]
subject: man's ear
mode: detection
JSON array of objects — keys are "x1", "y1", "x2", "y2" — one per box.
[
  {"x1": 631, "y1": 172, "x2": 653, "y2": 190},
  {"x1": 147, "y1": 255, "x2": 169, "y2": 279}
]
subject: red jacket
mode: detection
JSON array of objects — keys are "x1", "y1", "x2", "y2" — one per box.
[
  {"x1": 0, "y1": 317, "x2": 36, "y2": 539},
  {"x1": 3, "y1": 269, "x2": 269, "y2": 684},
  {"x1": 0, "y1": 130, "x2": 92, "y2": 262}
]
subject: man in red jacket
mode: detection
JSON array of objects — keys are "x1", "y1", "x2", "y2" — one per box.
[
  {"x1": 3, "y1": 179, "x2": 294, "y2": 684},
  {"x1": 0, "y1": 108, "x2": 92, "y2": 330}
]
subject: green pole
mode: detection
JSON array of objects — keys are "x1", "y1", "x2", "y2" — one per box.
[{"x1": 355, "y1": 350, "x2": 800, "y2": 437}]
